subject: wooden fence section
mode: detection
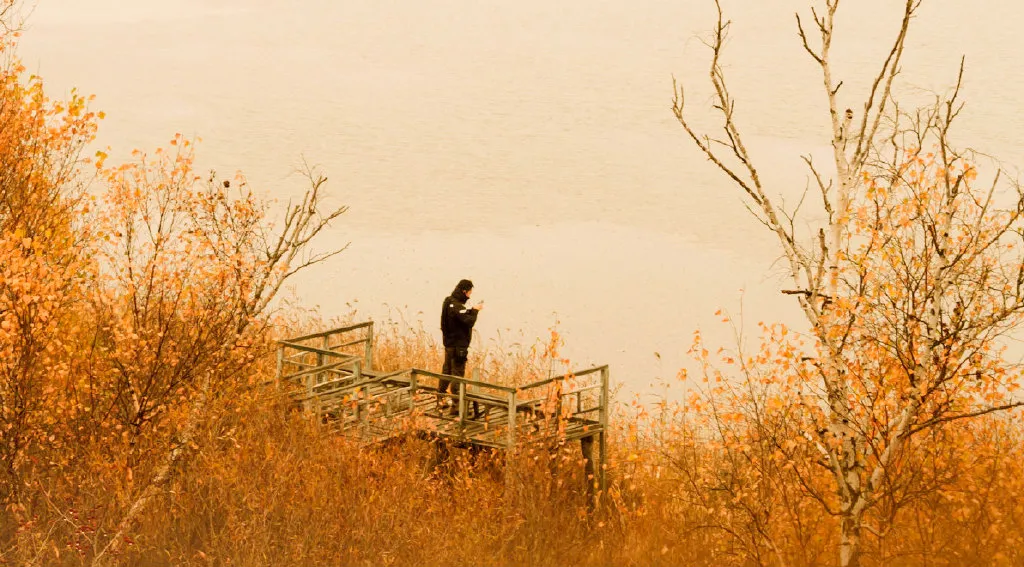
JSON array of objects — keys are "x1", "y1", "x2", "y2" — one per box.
[{"x1": 275, "y1": 321, "x2": 609, "y2": 493}]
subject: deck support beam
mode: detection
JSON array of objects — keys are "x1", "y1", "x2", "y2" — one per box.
[
  {"x1": 581, "y1": 435, "x2": 596, "y2": 507},
  {"x1": 598, "y1": 366, "x2": 609, "y2": 497}
]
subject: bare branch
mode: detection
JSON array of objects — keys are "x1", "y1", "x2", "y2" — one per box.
[
  {"x1": 795, "y1": 13, "x2": 824, "y2": 65},
  {"x1": 909, "y1": 402, "x2": 1024, "y2": 436},
  {"x1": 852, "y1": 0, "x2": 920, "y2": 169}
]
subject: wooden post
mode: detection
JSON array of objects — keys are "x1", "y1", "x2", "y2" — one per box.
[
  {"x1": 305, "y1": 369, "x2": 314, "y2": 412},
  {"x1": 505, "y1": 388, "x2": 518, "y2": 492},
  {"x1": 507, "y1": 389, "x2": 517, "y2": 448},
  {"x1": 275, "y1": 344, "x2": 284, "y2": 392},
  {"x1": 352, "y1": 360, "x2": 363, "y2": 427},
  {"x1": 581, "y1": 435, "x2": 596, "y2": 508},
  {"x1": 410, "y1": 371, "x2": 418, "y2": 413},
  {"x1": 353, "y1": 387, "x2": 360, "y2": 425},
  {"x1": 319, "y1": 335, "x2": 330, "y2": 385},
  {"x1": 364, "y1": 322, "x2": 374, "y2": 371},
  {"x1": 598, "y1": 366, "x2": 610, "y2": 496},
  {"x1": 471, "y1": 367, "x2": 481, "y2": 420},
  {"x1": 458, "y1": 381, "x2": 466, "y2": 430}
]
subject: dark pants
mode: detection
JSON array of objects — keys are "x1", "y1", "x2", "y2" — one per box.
[{"x1": 439, "y1": 347, "x2": 467, "y2": 398}]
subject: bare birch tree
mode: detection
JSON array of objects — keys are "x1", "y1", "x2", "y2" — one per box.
[{"x1": 673, "y1": 1, "x2": 1024, "y2": 565}]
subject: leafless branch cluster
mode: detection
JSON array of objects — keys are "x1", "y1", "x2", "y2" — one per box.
[{"x1": 672, "y1": 1, "x2": 1023, "y2": 565}]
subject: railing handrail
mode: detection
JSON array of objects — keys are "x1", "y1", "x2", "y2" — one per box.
[
  {"x1": 409, "y1": 368, "x2": 518, "y2": 393},
  {"x1": 374, "y1": 368, "x2": 412, "y2": 382},
  {"x1": 281, "y1": 321, "x2": 374, "y2": 344},
  {"x1": 518, "y1": 365, "x2": 608, "y2": 390},
  {"x1": 277, "y1": 341, "x2": 362, "y2": 358},
  {"x1": 516, "y1": 383, "x2": 605, "y2": 407},
  {"x1": 280, "y1": 358, "x2": 360, "y2": 381},
  {"x1": 333, "y1": 337, "x2": 371, "y2": 349}
]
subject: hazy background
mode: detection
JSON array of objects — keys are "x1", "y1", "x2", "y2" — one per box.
[{"x1": 19, "y1": 0, "x2": 1024, "y2": 400}]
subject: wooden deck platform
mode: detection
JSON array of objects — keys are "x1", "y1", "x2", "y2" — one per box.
[{"x1": 275, "y1": 322, "x2": 609, "y2": 491}]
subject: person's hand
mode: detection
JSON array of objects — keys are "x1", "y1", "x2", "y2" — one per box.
[{"x1": 474, "y1": 301, "x2": 485, "y2": 311}]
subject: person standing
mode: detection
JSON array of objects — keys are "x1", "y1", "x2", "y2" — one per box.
[{"x1": 439, "y1": 279, "x2": 483, "y2": 414}]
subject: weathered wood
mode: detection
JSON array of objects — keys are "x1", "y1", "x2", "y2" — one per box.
[
  {"x1": 410, "y1": 368, "x2": 518, "y2": 393},
  {"x1": 285, "y1": 351, "x2": 318, "y2": 363},
  {"x1": 278, "y1": 341, "x2": 360, "y2": 359},
  {"x1": 519, "y1": 366, "x2": 607, "y2": 390},
  {"x1": 318, "y1": 335, "x2": 328, "y2": 385},
  {"x1": 275, "y1": 345, "x2": 284, "y2": 392},
  {"x1": 573, "y1": 407, "x2": 601, "y2": 416},
  {"x1": 598, "y1": 366, "x2": 609, "y2": 496},
  {"x1": 281, "y1": 359, "x2": 356, "y2": 382},
  {"x1": 331, "y1": 337, "x2": 370, "y2": 349},
  {"x1": 275, "y1": 322, "x2": 612, "y2": 482},
  {"x1": 364, "y1": 324, "x2": 374, "y2": 371},
  {"x1": 458, "y1": 382, "x2": 467, "y2": 429},
  {"x1": 282, "y1": 359, "x2": 322, "y2": 369},
  {"x1": 285, "y1": 321, "x2": 373, "y2": 343},
  {"x1": 368, "y1": 369, "x2": 411, "y2": 383},
  {"x1": 581, "y1": 435, "x2": 596, "y2": 506},
  {"x1": 507, "y1": 390, "x2": 517, "y2": 449},
  {"x1": 516, "y1": 384, "x2": 601, "y2": 411}
]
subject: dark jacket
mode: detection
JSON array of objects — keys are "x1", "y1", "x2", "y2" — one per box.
[{"x1": 440, "y1": 288, "x2": 478, "y2": 348}]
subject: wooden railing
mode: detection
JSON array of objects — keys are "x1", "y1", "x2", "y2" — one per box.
[
  {"x1": 274, "y1": 321, "x2": 610, "y2": 493},
  {"x1": 275, "y1": 321, "x2": 374, "y2": 409}
]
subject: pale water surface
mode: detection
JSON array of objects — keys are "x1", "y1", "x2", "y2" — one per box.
[{"x1": 20, "y1": 0, "x2": 1024, "y2": 399}]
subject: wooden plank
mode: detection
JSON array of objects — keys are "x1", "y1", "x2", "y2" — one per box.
[
  {"x1": 598, "y1": 366, "x2": 609, "y2": 495},
  {"x1": 279, "y1": 342, "x2": 363, "y2": 359},
  {"x1": 307, "y1": 376, "x2": 363, "y2": 394},
  {"x1": 564, "y1": 384, "x2": 603, "y2": 395},
  {"x1": 275, "y1": 344, "x2": 284, "y2": 391},
  {"x1": 367, "y1": 369, "x2": 411, "y2": 383},
  {"x1": 285, "y1": 351, "x2": 318, "y2": 362},
  {"x1": 281, "y1": 361, "x2": 354, "y2": 382},
  {"x1": 301, "y1": 373, "x2": 363, "y2": 392},
  {"x1": 410, "y1": 368, "x2": 517, "y2": 393},
  {"x1": 462, "y1": 388, "x2": 508, "y2": 404},
  {"x1": 458, "y1": 381, "x2": 467, "y2": 429},
  {"x1": 330, "y1": 337, "x2": 369, "y2": 349},
  {"x1": 365, "y1": 324, "x2": 374, "y2": 371},
  {"x1": 518, "y1": 365, "x2": 608, "y2": 390},
  {"x1": 283, "y1": 321, "x2": 373, "y2": 343},
  {"x1": 507, "y1": 391, "x2": 517, "y2": 448}
]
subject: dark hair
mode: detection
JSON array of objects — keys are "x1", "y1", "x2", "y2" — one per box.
[{"x1": 454, "y1": 279, "x2": 474, "y2": 293}]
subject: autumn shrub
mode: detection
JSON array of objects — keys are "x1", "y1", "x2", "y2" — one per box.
[
  {"x1": 641, "y1": 321, "x2": 1024, "y2": 567},
  {"x1": 101, "y1": 332, "x2": 717, "y2": 567},
  {"x1": 37, "y1": 317, "x2": 1017, "y2": 567},
  {"x1": 0, "y1": 17, "x2": 346, "y2": 562}
]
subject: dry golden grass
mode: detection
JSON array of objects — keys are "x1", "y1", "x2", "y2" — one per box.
[
  {"x1": 107, "y1": 322, "x2": 1024, "y2": 566},
  {"x1": 108, "y1": 318, "x2": 714, "y2": 567},
  {"x1": 5, "y1": 312, "x2": 1024, "y2": 566}
]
